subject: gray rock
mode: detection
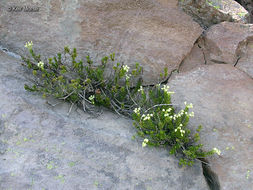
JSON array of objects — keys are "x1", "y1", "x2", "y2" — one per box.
[
  {"x1": 235, "y1": 0, "x2": 253, "y2": 22},
  {"x1": 0, "y1": 0, "x2": 202, "y2": 85},
  {"x1": 0, "y1": 140, "x2": 7, "y2": 155},
  {"x1": 0, "y1": 52, "x2": 208, "y2": 189},
  {"x1": 168, "y1": 64, "x2": 253, "y2": 190}
]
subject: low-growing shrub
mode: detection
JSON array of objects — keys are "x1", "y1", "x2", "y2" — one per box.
[{"x1": 22, "y1": 41, "x2": 219, "y2": 166}]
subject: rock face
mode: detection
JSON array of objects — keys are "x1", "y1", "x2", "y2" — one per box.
[
  {"x1": 168, "y1": 64, "x2": 253, "y2": 190},
  {"x1": 178, "y1": 0, "x2": 249, "y2": 28},
  {"x1": 202, "y1": 22, "x2": 253, "y2": 76},
  {"x1": 179, "y1": 41, "x2": 205, "y2": 72},
  {"x1": 236, "y1": 39, "x2": 253, "y2": 78},
  {"x1": 235, "y1": 0, "x2": 253, "y2": 22},
  {"x1": 0, "y1": 51, "x2": 209, "y2": 189},
  {"x1": 0, "y1": 0, "x2": 202, "y2": 85},
  {"x1": 180, "y1": 22, "x2": 253, "y2": 77}
]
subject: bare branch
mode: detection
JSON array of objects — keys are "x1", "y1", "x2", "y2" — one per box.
[{"x1": 144, "y1": 104, "x2": 174, "y2": 113}]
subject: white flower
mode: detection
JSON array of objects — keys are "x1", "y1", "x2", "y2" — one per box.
[
  {"x1": 180, "y1": 129, "x2": 185, "y2": 134},
  {"x1": 142, "y1": 113, "x2": 153, "y2": 121},
  {"x1": 142, "y1": 142, "x2": 147, "y2": 147},
  {"x1": 125, "y1": 74, "x2": 131, "y2": 80},
  {"x1": 142, "y1": 139, "x2": 149, "y2": 147},
  {"x1": 189, "y1": 112, "x2": 194, "y2": 117},
  {"x1": 161, "y1": 85, "x2": 170, "y2": 92},
  {"x1": 175, "y1": 126, "x2": 181, "y2": 132},
  {"x1": 164, "y1": 113, "x2": 169, "y2": 117},
  {"x1": 213, "y1": 148, "x2": 221, "y2": 156},
  {"x1": 163, "y1": 108, "x2": 172, "y2": 117},
  {"x1": 123, "y1": 65, "x2": 130, "y2": 72},
  {"x1": 187, "y1": 103, "x2": 193, "y2": 109},
  {"x1": 175, "y1": 125, "x2": 185, "y2": 136},
  {"x1": 133, "y1": 107, "x2": 141, "y2": 114},
  {"x1": 184, "y1": 102, "x2": 193, "y2": 109},
  {"x1": 25, "y1": 41, "x2": 33, "y2": 50},
  {"x1": 138, "y1": 86, "x2": 144, "y2": 93},
  {"x1": 37, "y1": 61, "x2": 44, "y2": 69}
]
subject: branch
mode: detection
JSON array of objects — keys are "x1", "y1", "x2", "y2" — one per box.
[{"x1": 144, "y1": 104, "x2": 174, "y2": 113}]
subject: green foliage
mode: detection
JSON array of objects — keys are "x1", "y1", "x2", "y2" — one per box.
[
  {"x1": 22, "y1": 43, "x2": 216, "y2": 166},
  {"x1": 132, "y1": 87, "x2": 214, "y2": 166}
]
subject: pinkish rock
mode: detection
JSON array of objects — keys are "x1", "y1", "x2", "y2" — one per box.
[
  {"x1": 203, "y1": 22, "x2": 253, "y2": 65},
  {"x1": 236, "y1": 38, "x2": 253, "y2": 78},
  {"x1": 168, "y1": 64, "x2": 253, "y2": 190},
  {"x1": 179, "y1": 40, "x2": 205, "y2": 72}
]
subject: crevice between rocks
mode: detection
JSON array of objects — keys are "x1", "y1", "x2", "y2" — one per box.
[
  {"x1": 233, "y1": 56, "x2": 241, "y2": 67},
  {"x1": 199, "y1": 158, "x2": 221, "y2": 190}
]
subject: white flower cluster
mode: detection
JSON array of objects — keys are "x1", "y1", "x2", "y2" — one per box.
[
  {"x1": 175, "y1": 124, "x2": 185, "y2": 137},
  {"x1": 133, "y1": 107, "x2": 141, "y2": 114},
  {"x1": 125, "y1": 74, "x2": 131, "y2": 80},
  {"x1": 37, "y1": 61, "x2": 44, "y2": 69},
  {"x1": 142, "y1": 138, "x2": 149, "y2": 147},
  {"x1": 122, "y1": 65, "x2": 129, "y2": 72},
  {"x1": 138, "y1": 86, "x2": 144, "y2": 93},
  {"x1": 165, "y1": 109, "x2": 194, "y2": 121},
  {"x1": 213, "y1": 148, "x2": 221, "y2": 156},
  {"x1": 171, "y1": 109, "x2": 185, "y2": 120},
  {"x1": 184, "y1": 101, "x2": 193, "y2": 109},
  {"x1": 141, "y1": 113, "x2": 153, "y2": 121},
  {"x1": 161, "y1": 85, "x2": 170, "y2": 92},
  {"x1": 189, "y1": 112, "x2": 194, "y2": 117},
  {"x1": 161, "y1": 85, "x2": 175, "y2": 94},
  {"x1": 162, "y1": 108, "x2": 172, "y2": 117},
  {"x1": 25, "y1": 41, "x2": 33, "y2": 50}
]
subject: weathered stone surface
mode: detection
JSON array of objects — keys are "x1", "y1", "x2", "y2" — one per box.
[
  {"x1": 179, "y1": 41, "x2": 205, "y2": 72},
  {"x1": 0, "y1": 0, "x2": 202, "y2": 85},
  {"x1": 0, "y1": 52, "x2": 209, "y2": 189},
  {"x1": 202, "y1": 22, "x2": 253, "y2": 69},
  {"x1": 236, "y1": 39, "x2": 253, "y2": 78},
  {"x1": 179, "y1": 22, "x2": 253, "y2": 76},
  {"x1": 179, "y1": 0, "x2": 249, "y2": 28},
  {"x1": 236, "y1": 0, "x2": 253, "y2": 22},
  {"x1": 168, "y1": 64, "x2": 253, "y2": 190}
]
